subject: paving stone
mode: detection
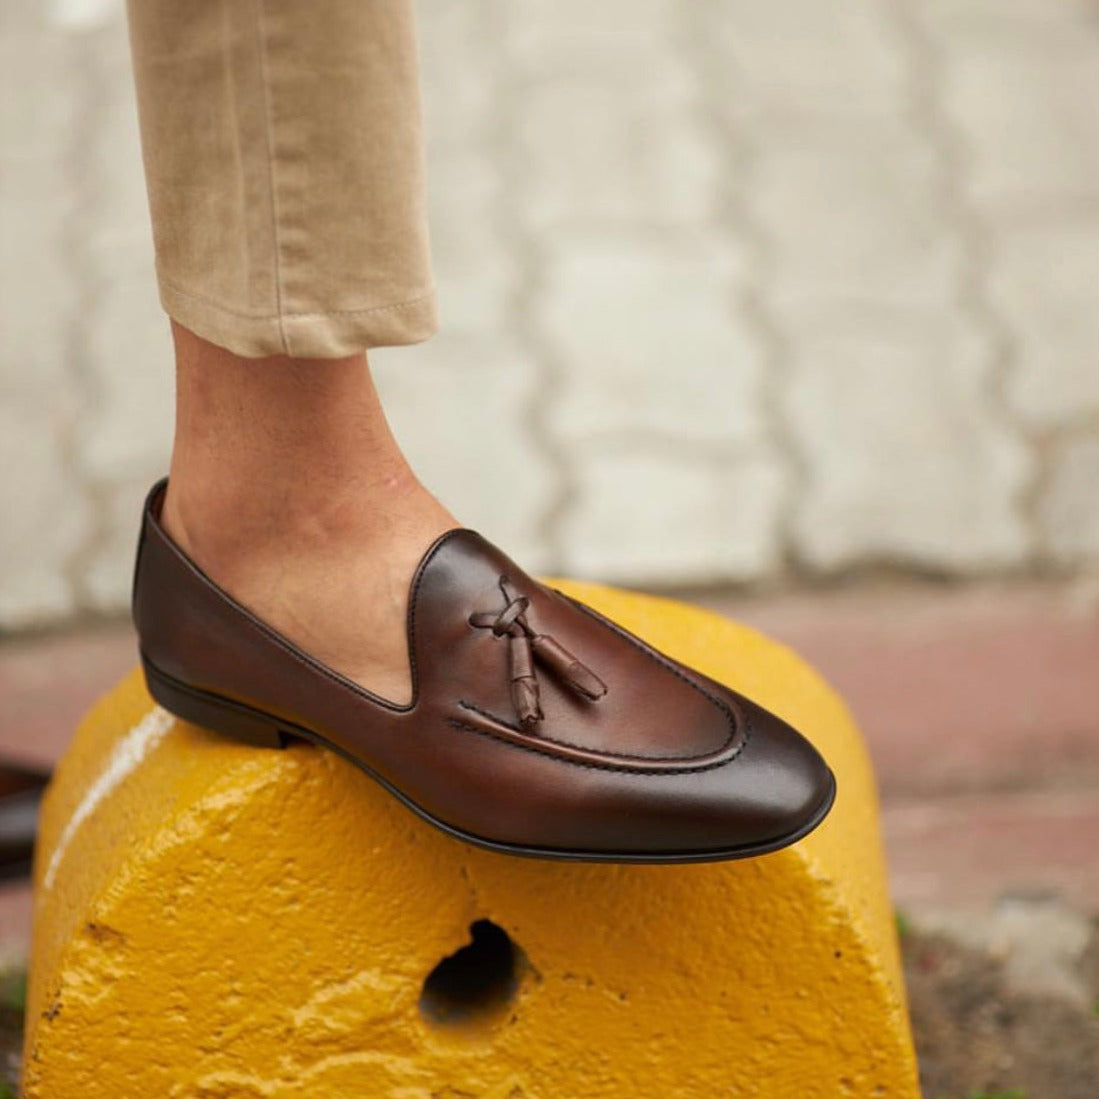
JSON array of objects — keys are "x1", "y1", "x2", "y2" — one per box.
[
  {"x1": 992, "y1": 218, "x2": 1099, "y2": 429},
  {"x1": 752, "y1": 119, "x2": 963, "y2": 315},
  {"x1": 7, "y1": 0, "x2": 1099, "y2": 629},
  {"x1": 48, "y1": 0, "x2": 122, "y2": 32},
  {"x1": 702, "y1": 580, "x2": 1099, "y2": 799},
  {"x1": 929, "y1": 30, "x2": 1099, "y2": 214},
  {"x1": 787, "y1": 313, "x2": 1032, "y2": 571},
  {"x1": 912, "y1": 895, "x2": 1094, "y2": 1007},
  {"x1": 372, "y1": 332, "x2": 555, "y2": 573},
  {"x1": 76, "y1": 270, "x2": 172, "y2": 485},
  {"x1": 706, "y1": 0, "x2": 906, "y2": 121},
  {"x1": 68, "y1": 13, "x2": 172, "y2": 615},
  {"x1": 426, "y1": 149, "x2": 518, "y2": 338},
  {"x1": 74, "y1": 75, "x2": 176, "y2": 494},
  {"x1": 0, "y1": 24, "x2": 80, "y2": 381},
  {"x1": 0, "y1": 392, "x2": 90, "y2": 628},
  {"x1": 560, "y1": 445, "x2": 787, "y2": 584},
  {"x1": 81, "y1": 475, "x2": 160, "y2": 613},
  {"x1": 76, "y1": 89, "x2": 172, "y2": 495},
  {"x1": 504, "y1": 0, "x2": 678, "y2": 76},
  {"x1": 0, "y1": 7, "x2": 82, "y2": 382},
  {"x1": 0, "y1": 621, "x2": 135, "y2": 769},
  {"x1": 1038, "y1": 434, "x2": 1099, "y2": 566},
  {"x1": 537, "y1": 232, "x2": 768, "y2": 448},
  {"x1": 420, "y1": 3, "x2": 516, "y2": 340},
  {"x1": 80, "y1": 11, "x2": 151, "y2": 268},
  {"x1": 0, "y1": 883, "x2": 32, "y2": 955},
  {"x1": 73, "y1": 271, "x2": 170, "y2": 616},
  {"x1": 516, "y1": 55, "x2": 717, "y2": 231},
  {"x1": 919, "y1": 0, "x2": 1099, "y2": 47},
  {"x1": 885, "y1": 788, "x2": 1099, "y2": 912},
  {"x1": 419, "y1": 0, "x2": 498, "y2": 144},
  {"x1": 0, "y1": 8, "x2": 88, "y2": 628}
]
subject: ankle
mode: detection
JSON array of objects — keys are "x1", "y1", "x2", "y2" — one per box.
[
  {"x1": 162, "y1": 461, "x2": 443, "y2": 575},
  {"x1": 164, "y1": 320, "x2": 456, "y2": 576}
]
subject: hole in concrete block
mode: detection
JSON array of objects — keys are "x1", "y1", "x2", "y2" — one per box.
[{"x1": 419, "y1": 919, "x2": 524, "y2": 1028}]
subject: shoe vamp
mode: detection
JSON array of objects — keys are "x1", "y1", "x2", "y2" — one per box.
[{"x1": 409, "y1": 532, "x2": 737, "y2": 762}]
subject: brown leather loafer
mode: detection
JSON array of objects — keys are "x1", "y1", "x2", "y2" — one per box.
[{"x1": 133, "y1": 480, "x2": 835, "y2": 863}]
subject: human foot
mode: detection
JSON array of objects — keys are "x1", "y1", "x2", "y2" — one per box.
[
  {"x1": 136, "y1": 479, "x2": 836, "y2": 862},
  {"x1": 161, "y1": 472, "x2": 457, "y2": 706},
  {"x1": 164, "y1": 322, "x2": 458, "y2": 706}
]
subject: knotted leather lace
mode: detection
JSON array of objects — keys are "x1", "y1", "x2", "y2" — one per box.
[{"x1": 469, "y1": 578, "x2": 608, "y2": 729}]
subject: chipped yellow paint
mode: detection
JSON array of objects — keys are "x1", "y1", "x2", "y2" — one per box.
[{"x1": 25, "y1": 582, "x2": 919, "y2": 1097}]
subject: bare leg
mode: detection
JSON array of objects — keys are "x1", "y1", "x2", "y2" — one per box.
[
  {"x1": 161, "y1": 321, "x2": 458, "y2": 705},
  {"x1": 129, "y1": 3, "x2": 447, "y2": 705}
]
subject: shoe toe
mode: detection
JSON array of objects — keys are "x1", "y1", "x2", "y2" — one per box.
[
  {"x1": 593, "y1": 695, "x2": 834, "y2": 860},
  {"x1": 668, "y1": 698, "x2": 830, "y2": 852},
  {"x1": 712, "y1": 694, "x2": 834, "y2": 850}
]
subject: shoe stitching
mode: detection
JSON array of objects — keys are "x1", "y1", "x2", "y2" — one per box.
[
  {"x1": 445, "y1": 579, "x2": 753, "y2": 774},
  {"x1": 426, "y1": 559, "x2": 743, "y2": 766},
  {"x1": 556, "y1": 589, "x2": 753, "y2": 757},
  {"x1": 296, "y1": 525, "x2": 748, "y2": 773},
  {"x1": 445, "y1": 713, "x2": 752, "y2": 776},
  {"x1": 161, "y1": 277, "x2": 436, "y2": 322}
]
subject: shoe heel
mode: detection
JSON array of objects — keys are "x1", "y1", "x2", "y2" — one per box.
[{"x1": 142, "y1": 658, "x2": 289, "y2": 749}]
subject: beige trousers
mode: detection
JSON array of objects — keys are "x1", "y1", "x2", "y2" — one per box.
[{"x1": 125, "y1": 0, "x2": 436, "y2": 358}]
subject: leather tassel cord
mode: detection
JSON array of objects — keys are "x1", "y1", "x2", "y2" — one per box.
[{"x1": 469, "y1": 578, "x2": 608, "y2": 729}]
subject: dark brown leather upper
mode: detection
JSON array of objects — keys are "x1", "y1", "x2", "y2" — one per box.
[{"x1": 133, "y1": 480, "x2": 833, "y2": 857}]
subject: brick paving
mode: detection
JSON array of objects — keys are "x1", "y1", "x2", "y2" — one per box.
[{"x1": 705, "y1": 580, "x2": 1099, "y2": 910}]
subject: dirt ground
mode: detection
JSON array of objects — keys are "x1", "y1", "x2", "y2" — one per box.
[
  {"x1": 0, "y1": 967, "x2": 21, "y2": 1097},
  {"x1": 1, "y1": 921, "x2": 1096, "y2": 1096},
  {"x1": 904, "y1": 919, "x2": 1099, "y2": 1099}
]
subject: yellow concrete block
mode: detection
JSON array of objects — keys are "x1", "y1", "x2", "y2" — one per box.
[{"x1": 25, "y1": 582, "x2": 919, "y2": 1097}]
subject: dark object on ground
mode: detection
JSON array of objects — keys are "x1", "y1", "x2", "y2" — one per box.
[{"x1": 0, "y1": 763, "x2": 49, "y2": 882}]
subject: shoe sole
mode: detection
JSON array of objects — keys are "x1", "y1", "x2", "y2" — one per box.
[{"x1": 142, "y1": 656, "x2": 837, "y2": 866}]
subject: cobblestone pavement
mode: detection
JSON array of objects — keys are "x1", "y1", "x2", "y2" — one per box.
[{"x1": 3, "y1": 0, "x2": 1099, "y2": 629}]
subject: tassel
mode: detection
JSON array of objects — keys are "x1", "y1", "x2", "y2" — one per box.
[
  {"x1": 508, "y1": 633, "x2": 543, "y2": 728},
  {"x1": 530, "y1": 634, "x2": 608, "y2": 701}
]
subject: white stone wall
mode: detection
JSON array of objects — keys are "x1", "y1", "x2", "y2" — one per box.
[{"x1": 2, "y1": 0, "x2": 1097, "y2": 628}]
